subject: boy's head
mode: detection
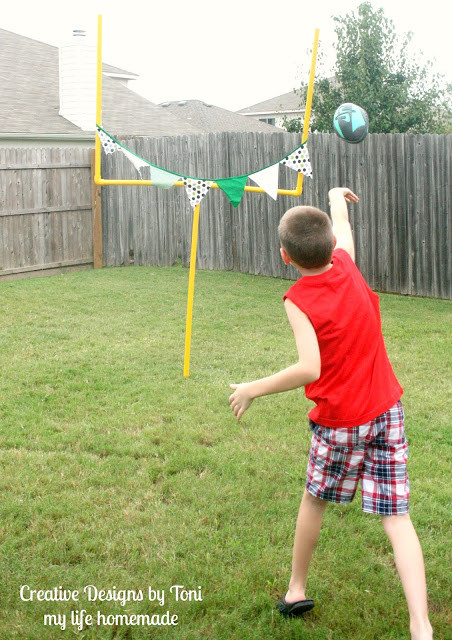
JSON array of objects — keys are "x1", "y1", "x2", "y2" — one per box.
[{"x1": 278, "y1": 206, "x2": 335, "y2": 269}]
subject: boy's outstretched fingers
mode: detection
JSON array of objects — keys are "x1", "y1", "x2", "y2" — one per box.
[
  {"x1": 344, "y1": 189, "x2": 359, "y2": 203},
  {"x1": 229, "y1": 383, "x2": 254, "y2": 420},
  {"x1": 229, "y1": 384, "x2": 242, "y2": 420}
]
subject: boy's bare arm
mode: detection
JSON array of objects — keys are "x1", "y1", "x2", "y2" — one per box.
[
  {"x1": 329, "y1": 187, "x2": 358, "y2": 262},
  {"x1": 229, "y1": 300, "x2": 320, "y2": 420}
]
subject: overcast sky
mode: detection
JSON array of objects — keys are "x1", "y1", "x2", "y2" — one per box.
[{"x1": 2, "y1": 0, "x2": 450, "y2": 111}]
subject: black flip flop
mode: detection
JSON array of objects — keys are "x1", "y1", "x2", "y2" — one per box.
[{"x1": 276, "y1": 596, "x2": 315, "y2": 617}]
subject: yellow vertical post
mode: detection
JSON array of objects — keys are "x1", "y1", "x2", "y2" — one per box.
[
  {"x1": 295, "y1": 27, "x2": 320, "y2": 194},
  {"x1": 302, "y1": 28, "x2": 320, "y2": 144},
  {"x1": 95, "y1": 15, "x2": 103, "y2": 183},
  {"x1": 183, "y1": 203, "x2": 201, "y2": 378}
]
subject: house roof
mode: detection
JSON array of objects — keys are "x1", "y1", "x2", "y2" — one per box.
[
  {"x1": 102, "y1": 85, "x2": 201, "y2": 137},
  {"x1": 158, "y1": 100, "x2": 277, "y2": 133},
  {"x1": 102, "y1": 63, "x2": 138, "y2": 78},
  {"x1": 237, "y1": 91, "x2": 303, "y2": 115},
  {"x1": 0, "y1": 28, "x2": 201, "y2": 137}
]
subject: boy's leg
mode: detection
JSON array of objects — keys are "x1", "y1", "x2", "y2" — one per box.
[
  {"x1": 285, "y1": 489, "x2": 328, "y2": 603},
  {"x1": 283, "y1": 420, "x2": 364, "y2": 605},
  {"x1": 362, "y1": 402, "x2": 432, "y2": 639},
  {"x1": 382, "y1": 514, "x2": 433, "y2": 640}
]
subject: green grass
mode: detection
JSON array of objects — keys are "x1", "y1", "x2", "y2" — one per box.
[{"x1": 0, "y1": 265, "x2": 451, "y2": 640}]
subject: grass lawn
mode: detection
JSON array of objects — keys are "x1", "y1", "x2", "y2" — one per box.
[{"x1": 0, "y1": 265, "x2": 451, "y2": 640}]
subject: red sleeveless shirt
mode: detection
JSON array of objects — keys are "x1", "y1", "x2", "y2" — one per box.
[{"x1": 283, "y1": 249, "x2": 403, "y2": 427}]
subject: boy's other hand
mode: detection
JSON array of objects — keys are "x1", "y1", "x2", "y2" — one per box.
[{"x1": 229, "y1": 383, "x2": 254, "y2": 420}]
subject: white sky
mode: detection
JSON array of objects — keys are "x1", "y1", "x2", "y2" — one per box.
[{"x1": 2, "y1": 0, "x2": 450, "y2": 111}]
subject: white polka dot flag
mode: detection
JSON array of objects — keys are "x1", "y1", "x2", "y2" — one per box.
[
  {"x1": 280, "y1": 146, "x2": 312, "y2": 177},
  {"x1": 183, "y1": 178, "x2": 214, "y2": 208},
  {"x1": 96, "y1": 126, "x2": 121, "y2": 154}
]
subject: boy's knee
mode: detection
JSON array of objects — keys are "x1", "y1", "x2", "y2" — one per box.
[
  {"x1": 303, "y1": 489, "x2": 328, "y2": 510},
  {"x1": 381, "y1": 513, "x2": 411, "y2": 534}
]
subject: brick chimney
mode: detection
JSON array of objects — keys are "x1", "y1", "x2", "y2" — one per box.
[{"x1": 59, "y1": 29, "x2": 97, "y2": 131}]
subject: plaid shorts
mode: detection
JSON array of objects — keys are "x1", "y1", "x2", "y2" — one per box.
[{"x1": 305, "y1": 400, "x2": 409, "y2": 515}]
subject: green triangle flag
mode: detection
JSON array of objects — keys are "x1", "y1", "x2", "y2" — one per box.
[
  {"x1": 151, "y1": 165, "x2": 181, "y2": 189},
  {"x1": 215, "y1": 175, "x2": 248, "y2": 208}
]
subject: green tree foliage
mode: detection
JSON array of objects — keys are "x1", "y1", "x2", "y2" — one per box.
[{"x1": 285, "y1": 2, "x2": 451, "y2": 134}]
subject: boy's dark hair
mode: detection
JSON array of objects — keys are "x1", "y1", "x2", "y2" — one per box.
[{"x1": 278, "y1": 206, "x2": 334, "y2": 269}]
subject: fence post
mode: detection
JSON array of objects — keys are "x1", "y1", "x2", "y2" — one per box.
[{"x1": 91, "y1": 148, "x2": 103, "y2": 268}]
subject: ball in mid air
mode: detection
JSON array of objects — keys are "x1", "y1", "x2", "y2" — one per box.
[{"x1": 333, "y1": 103, "x2": 369, "y2": 143}]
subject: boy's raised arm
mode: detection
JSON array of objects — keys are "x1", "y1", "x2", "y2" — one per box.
[{"x1": 328, "y1": 187, "x2": 358, "y2": 262}]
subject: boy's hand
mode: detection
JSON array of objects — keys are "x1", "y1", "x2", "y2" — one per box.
[
  {"x1": 328, "y1": 187, "x2": 359, "y2": 205},
  {"x1": 229, "y1": 383, "x2": 254, "y2": 420}
]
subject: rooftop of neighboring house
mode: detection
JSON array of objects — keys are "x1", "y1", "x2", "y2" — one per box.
[
  {"x1": 237, "y1": 90, "x2": 303, "y2": 115},
  {"x1": 158, "y1": 99, "x2": 277, "y2": 133}
]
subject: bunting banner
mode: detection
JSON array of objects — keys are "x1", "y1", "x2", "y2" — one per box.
[{"x1": 96, "y1": 125, "x2": 312, "y2": 209}]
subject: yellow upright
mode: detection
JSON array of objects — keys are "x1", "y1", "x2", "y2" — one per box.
[
  {"x1": 183, "y1": 204, "x2": 201, "y2": 377},
  {"x1": 95, "y1": 15, "x2": 103, "y2": 184}
]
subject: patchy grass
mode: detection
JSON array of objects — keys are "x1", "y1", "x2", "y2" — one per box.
[{"x1": 0, "y1": 265, "x2": 450, "y2": 639}]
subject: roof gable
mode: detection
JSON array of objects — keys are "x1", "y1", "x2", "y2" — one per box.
[
  {"x1": 238, "y1": 91, "x2": 303, "y2": 115},
  {"x1": 158, "y1": 100, "x2": 277, "y2": 133}
]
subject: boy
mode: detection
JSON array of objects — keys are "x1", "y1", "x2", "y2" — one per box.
[{"x1": 228, "y1": 188, "x2": 432, "y2": 640}]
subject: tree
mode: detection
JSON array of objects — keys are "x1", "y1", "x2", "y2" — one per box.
[{"x1": 285, "y1": 2, "x2": 451, "y2": 134}]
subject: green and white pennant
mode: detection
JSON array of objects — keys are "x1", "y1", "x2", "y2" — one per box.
[
  {"x1": 249, "y1": 162, "x2": 280, "y2": 200},
  {"x1": 96, "y1": 126, "x2": 121, "y2": 154},
  {"x1": 215, "y1": 176, "x2": 248, "y2": 208},
  {"x1": 121, "y1": 148, "x2": 150, "y2": 173},
  {"x1": 150, "y1": 166, "x2": 181, "y2": 189},
  {"x1": 280, "y1": 146, "x2": 312, "y2": 177},
  {"x1": 183, "y1": 178, "x2": 214, "y2": 208}
]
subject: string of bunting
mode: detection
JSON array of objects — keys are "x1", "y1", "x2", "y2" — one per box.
[{"x1": 96, "y1": 126, "x2": 312, "y2": 209}]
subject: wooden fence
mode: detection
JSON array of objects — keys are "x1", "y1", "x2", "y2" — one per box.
[
  {"x1": 0, "y1": 147, "x2": 93, "y2": 280},
  {"x1": 102, "y1": 132, "x2": 451, "y2": 300},
  {"x1": 0, "y1": 135, "x2": 449, "y2": 298}
]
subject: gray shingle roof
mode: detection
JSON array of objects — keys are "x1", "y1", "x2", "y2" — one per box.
[
  {"x1": 101, "y1": 85, "x2": 200, "y2": 137},
  {"x1": 238, "y1": 91, "x2": 303, "y2": 114},
  {"x1": 0, "y1": 28, "x2": 201, "y2": 137},
  {"x1": 159, "y1": 100, "x2": 278, "y2": 133},
  {"x1": 0, "y1": 28, "x2": 79, "y2": 134}
]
